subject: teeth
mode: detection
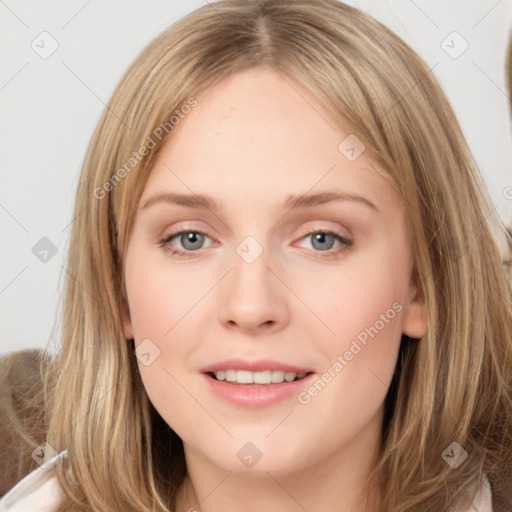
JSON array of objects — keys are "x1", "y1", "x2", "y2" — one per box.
[
  {"x1": 213, "y1": 369, "x2": 308, "y2": 384},
  {"x1": 225, "y1": 369, "x2": 237, "y2": 382},
  {"x1": 271, "y1": 370, "x2": 285, "y2": 383},
  {"x1": 237, "y1": 370, "x2": 253, "y2": 384},
  {"x1": 254, "y1": 370, "x2": 272, "y2": 384}
]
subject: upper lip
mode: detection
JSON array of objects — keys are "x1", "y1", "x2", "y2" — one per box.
[{"x1": 200, "y1": 359, "x2": 313, "y2": 374}]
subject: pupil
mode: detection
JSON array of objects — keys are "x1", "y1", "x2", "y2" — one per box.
[
  {"x1": 312, "y1": 233, "x2": 334, "y2": 251},
  {"x1": 183, "y1": 232, "x2": 203, "y2": 250}
]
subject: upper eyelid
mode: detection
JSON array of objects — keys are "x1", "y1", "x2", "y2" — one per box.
[
  {"x1": 163, "y1": 226, "x2": 351, "y2": 247},
  {"x1": 163, "y1": 223, "x2": 350, "y2": 237}
]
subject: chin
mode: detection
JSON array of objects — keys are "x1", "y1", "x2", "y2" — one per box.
[{"x1": 195, "y1": 437, "x2": 315, "y2": 476}]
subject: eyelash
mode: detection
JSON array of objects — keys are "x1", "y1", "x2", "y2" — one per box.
[{"x1": 158, "y1": 227, "x2": 354, "y2": 260}]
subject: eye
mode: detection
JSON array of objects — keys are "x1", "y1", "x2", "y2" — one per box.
[
  {"x1": 159, "y1": 229, "x2": 214, "y2": 257},
  {"x1": 158, "y1": 227, "x2": 354, "y2": 259},
  {"x1": 296, "y1": 229, "x2": 353, "y2": 259}
]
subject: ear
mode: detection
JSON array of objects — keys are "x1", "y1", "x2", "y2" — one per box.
[
  {"x1": 121, "y1": 298, "x2": 134, "y2": 340},
  {"x1": 401, "y1": 282, "x2": 428, "y2": 339}
]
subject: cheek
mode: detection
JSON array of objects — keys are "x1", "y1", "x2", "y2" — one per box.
[
  {"x1": 124, "y1": 250, "x2": 207, "y2": 426},
  {"x1": 302, "y1": 257, "x2": 405, "y2": 402},
  {"x1": 306, "y1": 255, "x2": 405, "y2": 342},
  {"x1": 125, "y1": 250, "x2": 202, "y2": 340}
]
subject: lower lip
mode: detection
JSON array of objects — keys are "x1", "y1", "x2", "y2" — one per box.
[{"x1": 202, "y1": 372, "x2": 316, "y2": 408}]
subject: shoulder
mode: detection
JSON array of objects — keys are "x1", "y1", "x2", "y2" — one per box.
[
  {"x1": 0, "y1": 450, "x2": 68, "y2": 512},
  {"x1": 474, "y1": 474, "x2": 493, "y2": 512},
  {"x1": 0, "y1": 453, "x2": 500, "y2": 512},
  {"x1": 458, "y1": 473, "x2": 494, "y2": 512}
]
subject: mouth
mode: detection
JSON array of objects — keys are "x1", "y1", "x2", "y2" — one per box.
[
  {"x1": 206, "y1": 369, "x2": 313, "y2": 385},
  {"x1": 200, "y1": 359, "x2": 315, "y2": 407}
]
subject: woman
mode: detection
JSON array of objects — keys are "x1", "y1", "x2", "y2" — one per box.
[{"x1": 1, "y1": 1, "x2": 511, "y2": 510}]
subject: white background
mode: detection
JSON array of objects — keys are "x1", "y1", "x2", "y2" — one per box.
[{"x1": 1, "y1": 0, "x2": 511, "y2": 356}]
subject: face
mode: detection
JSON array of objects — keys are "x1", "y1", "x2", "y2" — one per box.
[{"x1": 122, "y1": 66, "x2": 427, "y2": 476}]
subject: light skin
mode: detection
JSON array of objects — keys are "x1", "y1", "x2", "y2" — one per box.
[{"x1": 122, "y1": 65, "x2": 427, "y2": 512}]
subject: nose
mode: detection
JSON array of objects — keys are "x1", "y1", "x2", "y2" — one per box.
[{"x1": 218, "y1": 244, "x2": 289, "y2": 334}]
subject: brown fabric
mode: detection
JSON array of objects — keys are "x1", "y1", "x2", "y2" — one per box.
[{"x1": 0, "y1": 349, "x2": 48, "y2": 497}]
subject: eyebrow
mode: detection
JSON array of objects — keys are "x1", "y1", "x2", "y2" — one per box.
[{"x1": 140, "y1": 191, "x2": 379, "y2": 213}]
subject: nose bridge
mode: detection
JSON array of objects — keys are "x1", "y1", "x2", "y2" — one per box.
[
  {"x1": 230, "y1": 233, "x2": 274, "y2": 301},
  {"x1": 218, "y1": 233, "x2": 287, "y2": 331}
]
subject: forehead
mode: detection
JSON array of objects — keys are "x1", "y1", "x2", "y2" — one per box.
[{"x1": 141, "y1": 66, "x2": 397, "y2": 213}]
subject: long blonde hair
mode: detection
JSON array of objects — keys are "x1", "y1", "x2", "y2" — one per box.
[{"x1": 41, "y1": 1, "x2": 512, "y2": 510}]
